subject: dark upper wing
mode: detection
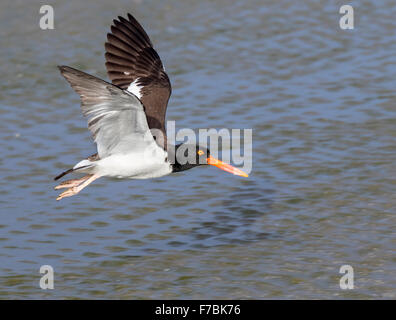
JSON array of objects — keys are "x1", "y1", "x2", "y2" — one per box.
[{"x1": 104, "y1": 13, "x2": 171, "y2": 148}]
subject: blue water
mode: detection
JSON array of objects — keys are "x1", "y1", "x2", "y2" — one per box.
[{"x1": 0, "y1": 0, "x2": 395, "y2": 298}]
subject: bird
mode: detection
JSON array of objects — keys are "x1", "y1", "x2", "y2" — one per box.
[{"x1": 54, "y1": 12, "x2": 248, "y2": 200}]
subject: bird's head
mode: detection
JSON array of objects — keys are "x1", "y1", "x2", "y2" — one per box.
[{"x1": 172, "y1": 143, "x2": 248, "y2": 177}]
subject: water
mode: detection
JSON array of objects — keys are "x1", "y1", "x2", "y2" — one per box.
[{"x1": 0, "y1": 0, "x2": 395, "y2": 299}]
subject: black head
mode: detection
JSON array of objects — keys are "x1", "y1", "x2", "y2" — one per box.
[
  {"x1": 171, "y1": 144, "x2": 210, "y2": 172},
  {"x1": 171, "y1": 143, "x2": 248, "y2": 177}
]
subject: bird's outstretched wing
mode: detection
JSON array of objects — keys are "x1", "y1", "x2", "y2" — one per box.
[
  {"x1": 104, "y1": 13, "x2": 171, "y2": 148},
  {"x1": 58, "y1": 65, "x2": 156, "y2": 158}
]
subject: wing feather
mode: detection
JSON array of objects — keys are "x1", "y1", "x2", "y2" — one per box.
[
  {"x1": 58, "y1": 65, "x2": 155, "y2": 158},
  {"x1": 105, "y1": 13, "x2": 171, "y2": 149}
]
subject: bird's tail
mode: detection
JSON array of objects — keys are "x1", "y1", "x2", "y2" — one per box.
[
  {"x1": 54, "y1": 168, "x2": 74, "y2": 181},
  {"x1": 54, "y1": 160, "x2": 95, "y2": 181}
]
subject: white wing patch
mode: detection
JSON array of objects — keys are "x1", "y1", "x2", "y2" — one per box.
[{"x1": 127, "y1": 78, "x2": 143, "y2": 99}]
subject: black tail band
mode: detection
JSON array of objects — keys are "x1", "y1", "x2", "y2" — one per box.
[{"x1": 54, "y1": 168, "x2": 74, "y2": 181}]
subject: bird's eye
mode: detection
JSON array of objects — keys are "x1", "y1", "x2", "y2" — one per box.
[{"x1": 197, "y1": 150, "x2": 204, "y2": 156}]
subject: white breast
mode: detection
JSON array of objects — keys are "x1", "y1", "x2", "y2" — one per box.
[{"x1": 95, "y1": 143, "x2": 172, "y2": 179}]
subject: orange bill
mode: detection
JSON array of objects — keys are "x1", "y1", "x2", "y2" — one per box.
[{"x1": 207, "y1": 156, "x2": 249, "y2": 177}]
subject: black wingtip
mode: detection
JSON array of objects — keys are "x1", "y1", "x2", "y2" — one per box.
[
  {"x1": 58, "y1": 65, "x2": 70, "y2": 74},
  {"x1": 127, "y1": 13, "x2": 137, "y2": 23},
  {"x1": 118, "y1": 15, "x2": 127, "y2": 22}
]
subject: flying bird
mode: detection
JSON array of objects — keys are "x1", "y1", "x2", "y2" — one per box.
[{"x1": 55, "y1": 13, "x2": 248, "y2": 200}]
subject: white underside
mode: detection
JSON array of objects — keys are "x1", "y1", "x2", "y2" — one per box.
[
  {"x1": 97, "y1": 152, "x2": 171, "y2": 179},
  {"x1": 75, "y1": 145, "x2": 172, "y2": 179}
]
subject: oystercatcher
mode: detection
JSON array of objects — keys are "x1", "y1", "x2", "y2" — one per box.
[{"x1": 55, "y1": 13, "x2": 248, "y2": 200}]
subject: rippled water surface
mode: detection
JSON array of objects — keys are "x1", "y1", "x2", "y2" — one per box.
[{"x1": 0, "y1": 0, "x2": 395, "y2": 299}]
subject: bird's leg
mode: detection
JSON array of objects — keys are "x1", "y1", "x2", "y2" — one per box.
[
  {"x1": 54, "y1": 175, "x2": 93, "y2": 190},
  {"x1": 56, "y1": 174, "x2": 100, "y2": 201}
]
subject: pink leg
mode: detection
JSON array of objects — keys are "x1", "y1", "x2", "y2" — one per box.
[
  {"x1": 54, "y1": 175, "x2": 93, "y2": 190},
  {"x1": 56, "y1": 174, "x2": 101, "y2": 200}
]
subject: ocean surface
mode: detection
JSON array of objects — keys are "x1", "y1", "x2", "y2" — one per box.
[{"x1": 0, "y1": 0, "x2": 395, "y2": 298}]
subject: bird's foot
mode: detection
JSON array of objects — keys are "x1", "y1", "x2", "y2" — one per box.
[
  {"x1": 56, "y1": 186, "x2": 81, "y2": 200},
  {"x1": 54, "y1": 176, "x2": 90, "y2": 190},
  {"x1": 55, "y1": 174, "x2": 100, "y2": 201}
]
